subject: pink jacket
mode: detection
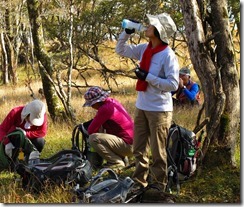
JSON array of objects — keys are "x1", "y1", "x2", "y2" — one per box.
[
  {"x1": 0, "y1": 106, "x2": 48, "y2": 145},
  {"x1": 88, "y1": 98, "x2": 134, "y2": 145}
]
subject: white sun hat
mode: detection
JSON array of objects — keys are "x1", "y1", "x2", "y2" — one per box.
[
  {"x1": 146, "y1": 13, "x2": 177, "y2": 44},
  {"x1": 21, "y1": 100, "x2": 46, "y2": 126}
]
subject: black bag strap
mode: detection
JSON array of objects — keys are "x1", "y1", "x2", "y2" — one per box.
[
  {"x1": 90, "y1": 168, "x2": 119, "y2": 185},
  {"x1": 42, "y1": 154, "x2": 80, "y2": 173},
  {"x1": 71, "y1": 125, "x2": 80, "y2": 151},
  {"x1": 71, "y1": 125, "x2": 88, "y2": 159},
  {"x1": 166, "y1": 124, "x2": 181, "y2": 167},
  {"x1": 40, "y1": 149, "x2": 81, "y2": 163}
]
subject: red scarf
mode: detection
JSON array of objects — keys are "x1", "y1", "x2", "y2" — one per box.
[{"x1": 136, "y1": 42, "x2": 168, "y2": 91}]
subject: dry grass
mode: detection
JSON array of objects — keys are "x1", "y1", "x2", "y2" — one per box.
[
  {"x1": 0, "y1": 72, "x2": 239, "y2": 204},
  {"x1": 0, "y1": 78, "x2": 203, "y2": 203}
]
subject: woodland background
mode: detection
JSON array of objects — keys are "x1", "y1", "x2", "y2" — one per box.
[{"x1": 0, "y1": 0, "x2": 240, "y2": 203}]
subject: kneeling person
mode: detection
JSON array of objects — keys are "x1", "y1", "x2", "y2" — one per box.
[
  {"x1": 0, "y1": 100, "x2": 47, "y2": 170},
  {"x1": 82, "y1": 86, "x2": 134, "y2": 169}
]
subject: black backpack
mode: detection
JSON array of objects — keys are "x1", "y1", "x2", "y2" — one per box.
[
  {"x1": 166, "y1": 123, "x2": 203, "y2": 194},
  {"x1": 16, "y1": 126, "x2": 93, "y2": 193}
]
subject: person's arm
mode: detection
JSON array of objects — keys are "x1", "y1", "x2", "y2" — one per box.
[
  {"x1": 146, "y1": 51, "x2": 179, "y2": 92},
  {"x1": 88, "y1": 105, "x2": 113, "y2": 135},
  {"x1": 183, "y1": 83, "x2": 199, "y2": 101},
  {"x1": 115, "y1": 31, "x2": 146, "y2": 60},
  {"x1": 0, "y1": 107, "x2": 22, "y2": 145}
]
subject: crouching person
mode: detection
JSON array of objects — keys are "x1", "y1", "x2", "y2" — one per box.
[
  {"x1": 0, "y1": 99, "x2": 47, "y2": 171},
  {"x1": 81, "y1": 86, "x2": 134, "y2": 169}
]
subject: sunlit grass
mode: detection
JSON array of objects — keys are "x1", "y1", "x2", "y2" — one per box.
[{"x1": 0, "y1": 76, "x2": 240, "y2": 203}]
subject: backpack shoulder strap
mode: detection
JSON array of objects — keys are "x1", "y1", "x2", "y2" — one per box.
[{"x1": 7, "y1": 130, "x2": 26, "y2": 147}]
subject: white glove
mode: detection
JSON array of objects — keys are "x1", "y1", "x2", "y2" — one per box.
[
  {"x1": 29, "y1": 151, "x2": 40, "y2": 160},
  {"x1": 16, "y1": 127, "x2": 26, "y2": 136},
  {"x1": 5, "y1": 142, "x2": 15, "y2": 158}
]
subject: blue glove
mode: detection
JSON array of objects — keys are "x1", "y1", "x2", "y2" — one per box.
[
  {"x1": 125, "y1": 19, "x2": 140, "y2": 34},
  {"x1": 135, "y1": 67, "x2": 148, "y2": 81}
]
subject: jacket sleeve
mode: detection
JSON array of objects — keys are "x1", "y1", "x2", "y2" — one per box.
[
  {"x1": 146, "y1": 51, "x2": 179, "y2": 92},
  {"x1": 115, "y1": 31, "x2": 146, "y2": 61},
  {"x1": 88, "y1": 105, "x2": 113, "y2": 135},
  {"x1": 0, "y1": 107, "x2": 21, "y2": 145},
  {"x1": 183, "y1": 83, "x2": 199, "y2": 101}
]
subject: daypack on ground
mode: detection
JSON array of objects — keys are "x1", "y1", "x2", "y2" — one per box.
[
  {"x1": 0, "y1": 129, "x2": 37, "y2": 172},
  {"x1": 16, "y1": 149, "x2": 92, "y2": 193},
  {"x1": 166, "y1": 123, "x2": 203, "y2": 194},
  {"x1": 16, "y1": 126, "x2": 93, "y2": 193},
  {"x1": 75, "y1": 168, "x2": 134, "y2": 203}
]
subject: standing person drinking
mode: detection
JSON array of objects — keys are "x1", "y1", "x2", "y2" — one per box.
[{"x1": 116, "y1": 13, "x2": 179, "y2": 199}]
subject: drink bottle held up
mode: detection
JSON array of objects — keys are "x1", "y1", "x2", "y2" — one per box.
[{"x1": 121, "y1": 19, "x2": 146, "y2": 32}]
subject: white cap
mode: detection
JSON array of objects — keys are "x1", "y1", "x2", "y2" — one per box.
[
  {"x1": 21, "y1": 100, "x2": 46, "y2": 126},
  {"x1": 146, "y1": 13, "x2": 176, "y2": 44}
]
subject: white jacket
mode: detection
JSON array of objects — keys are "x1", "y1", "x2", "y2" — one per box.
[{"x1": 116, "y1": 32, "x2": 179, "y2": 112}]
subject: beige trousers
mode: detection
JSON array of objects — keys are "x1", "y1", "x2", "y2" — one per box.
[
  {"x1": 132, "y1": 108, "x2": 172, "y2": 191},
  {"x1": 89, "y1": 133, "x2": 133, "y2": 166}
]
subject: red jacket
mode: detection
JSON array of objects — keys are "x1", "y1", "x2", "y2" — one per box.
[
  {"x1": 0, "y1": 106, "x2": 48, "y2": 145},
  {"x1": 88, "y1": 98, "x2": 134, "y2": 145}
]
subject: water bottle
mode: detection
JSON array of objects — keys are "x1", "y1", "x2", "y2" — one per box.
[
  {"x1": 28, "y1": 151, "x2": 40, "y2": 165},
  {"x1": 121, "y1": 19, "x2": 146, "y2": 32}
]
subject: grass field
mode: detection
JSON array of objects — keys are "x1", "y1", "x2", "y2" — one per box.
[{"x1": 0, "y1": 79, "x2": 240, "y2": 203}]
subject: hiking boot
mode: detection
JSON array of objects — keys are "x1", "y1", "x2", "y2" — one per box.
[
  {"x1": 125, "y1": 182, "x2": 145, "y2": 203},
  {"x1": 130, "y1": 182, "x2": 144, "y2": 194},
  {"x1": 142, "y1": 186, "x2": 176, "y2": 203}
]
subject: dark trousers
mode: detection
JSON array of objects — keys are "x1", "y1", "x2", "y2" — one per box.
[{"x1": 30, "y1": 138, "x2": 45, "y2": 153}]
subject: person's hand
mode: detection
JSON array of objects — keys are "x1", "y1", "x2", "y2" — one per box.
[
  {"x1": 125, "y1": 19, "x2": 139, "y2": 34},
  {"x1": 5, "y1": 142, "x2": 15, "y2": 158},
  {"x1": 135, "y1": 67, "x2": 148, "y2": 81},
  {"x1": 179, "y1": 78, "x2": 184, "y2": 88},
  {"x1": 16, "y1": 127, "x2": 26, "y2": 136},
  {"x1": 125, "y1": 28, "x2": 135, "y2": 34}
]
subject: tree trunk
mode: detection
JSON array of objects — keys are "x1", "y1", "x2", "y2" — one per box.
[
  {"x1": 179, "y1": 0, "x2": 240, "y2": 167},
  {"x1": 0, "y1": 32, "x2": 9, "y2": 84},
  {"x1": 66, "y1": 1, "x2": 76, "y2": 122},
  {"x1": 3, "y1": 1, "x2": 17, "y2": 84},
  {"x1": 210, "y1": 0, "x2": 240, "y2": 166},
  {"x1": 26, "y1": 0, "x2": 66, "y2": 122}
]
